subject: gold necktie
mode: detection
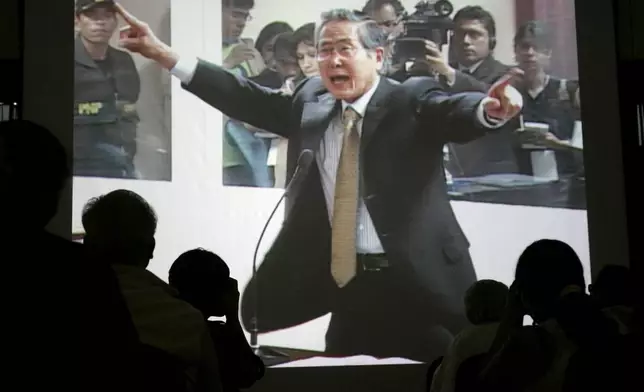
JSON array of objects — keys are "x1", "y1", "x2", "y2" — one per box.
[{"x1": 331, "y1": 107, "x2": 361, "y2": 288}]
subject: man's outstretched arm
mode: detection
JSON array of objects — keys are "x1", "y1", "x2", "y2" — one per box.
[{"x1": 114, "y1": 3, "x2": 294, "y2": 137}]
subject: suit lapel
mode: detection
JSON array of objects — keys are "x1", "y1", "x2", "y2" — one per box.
[
  {"x1": 300, "y1": 92, "x2": 340, "y2": 153},
  {"x1": 473, "y1": 57, "x2": 506, "y2": 82},
  {"x1": 298, "y1": 78, "x2": 395, "y2": 154},
  {"x1": 360, "y1": 78, "x2": 394, "y2": 154}
]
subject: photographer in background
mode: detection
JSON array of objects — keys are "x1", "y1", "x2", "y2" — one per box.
[
  {"x1": 443, "y1": 6, "x2": 511, "y2": 91},
  {"x1": 443, "y1": 6, "x2": 518, "y2": 176},
  {"x1": 360, "y1": 0, "x2": 405, "y2": 73},
  {"x1": 361, "y1": 0, "x2": 405, "y2": 41},
  {"x1": 221, "y1": 0, "x2": 265, "y2": 76},
  {"x1": 393, "y1": 5, "x2": 519, "y2": 175}
]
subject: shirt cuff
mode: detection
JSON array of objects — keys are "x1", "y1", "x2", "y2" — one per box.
[
  {"x1": 170, "y1": 56, "x2": 199, "y2": 85},
  {"x1": 476, "y1": 97, "x2": 506, "y2": 128}
]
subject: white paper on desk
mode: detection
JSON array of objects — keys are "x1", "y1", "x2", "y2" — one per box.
[{"x1": 272, "y1": 355, "x2": 422, "y2": 368}]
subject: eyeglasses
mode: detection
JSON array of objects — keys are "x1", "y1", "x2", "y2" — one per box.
[{"x1": 316, "y1": 44, "x2": 359, "y2": 61}]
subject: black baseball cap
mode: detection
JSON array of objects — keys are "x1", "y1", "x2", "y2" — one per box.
[{"x1": 76, "y1": 0, "x2": 116, "y2": 14}]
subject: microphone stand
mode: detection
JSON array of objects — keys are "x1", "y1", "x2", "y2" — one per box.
[
  {"x1": 248, "y1": 150, "x2": 314, "y2": 365},
  {"x1": 249, "y1": 190, "x2": 290, "y2": 363}
]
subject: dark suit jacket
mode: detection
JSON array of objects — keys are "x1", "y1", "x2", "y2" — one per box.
[
  {"x1": 183, "y1": 60, "x2": 493, "y2": 333},
  {"x1": 446, "y1": 57, "x2": 519, "y2": 176},
  {"x1": 448, "y1": 57, "x2": 511, "y2": 93}
]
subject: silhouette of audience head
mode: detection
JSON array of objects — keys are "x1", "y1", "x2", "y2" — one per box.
[
  {"x1": 590, "y1": 265, "x2": 633, "y2": 308},
  {"x1": 82, "y1": 190, "x2": 157, "y2": 267},
  {"x1": 0, "y1": 120, "x2": 70, "y2": 230},
  {"x1": 515, "y1": 239, "x2": 585, "y2": 322},
  {"x1": 169, "y1": 249, "x2": 233, "y2": 317},
  {"x1": 464, "y1": 279, "x2": 509, "y2": 325}
]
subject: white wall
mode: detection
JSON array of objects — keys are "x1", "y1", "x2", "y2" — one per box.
[
  {"x1": 243, "y1": 0, "x2": 517, "y2": 65},
  {"x1": 71, "y1": 0, "x2": 590, "y2": 353}
]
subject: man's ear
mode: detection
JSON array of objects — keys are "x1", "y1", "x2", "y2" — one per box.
[{"x1": 373, "y1": 47, "x2": 385, "y2": 71}]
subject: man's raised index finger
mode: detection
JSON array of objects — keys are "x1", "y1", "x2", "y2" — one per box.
[{"x1": 114, "y1": 3, "x2": 141, "y2": 26}]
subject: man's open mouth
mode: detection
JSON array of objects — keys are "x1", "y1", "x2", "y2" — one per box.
[{"x1": 330, "y1": 75, "x2": 350, "y2": 85}]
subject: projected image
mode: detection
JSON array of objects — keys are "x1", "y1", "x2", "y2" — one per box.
[
  {"x1": 108, "y1": 0, "x2": 589, "y2": 371},
  {"x1": 210, "y1": 0, "x2": 586, "y2": 364},
  {"x1": 73, "y1": 0, "x2": 171, "y2": 181}
]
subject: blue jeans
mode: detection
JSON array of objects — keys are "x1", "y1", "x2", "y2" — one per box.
[{"x1": 74, "y1": 143, "x2": 137, "y2": 179}]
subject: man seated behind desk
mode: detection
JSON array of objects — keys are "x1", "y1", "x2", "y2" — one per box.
[{"x1": 116, "y1": 5, "x2": 523, "y2": 362}]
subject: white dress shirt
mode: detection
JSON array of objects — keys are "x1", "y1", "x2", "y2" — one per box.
[
  {"x1": 170, "y1": 57, "x2": 506, "y2": 254},
  {"x1": 320, "y1": 78, "x2": 383, "y2": 253}
]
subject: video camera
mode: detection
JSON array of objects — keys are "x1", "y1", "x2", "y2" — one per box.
[{"x1": 394, "y1": 0, "x2": 454, "y2": 62}]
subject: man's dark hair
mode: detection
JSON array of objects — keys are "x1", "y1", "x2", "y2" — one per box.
[
  {"x1": 273, "y1": 32, "x2": 295, "y2": 57},
  {"x1": 255, "y1": 21, "x2": 293, "y2": 53},
  {"x1": 169, "y1": 249, "x2": 231, "y2": 312},
  {"x1": 0, "y1": 120, "x2": 70, "y2": 228},
  {"x1": 514, "y1": 20, "x2": 552, "y2": 51},
  {"x1": 82, "y1": 189, "x2": 157, "y2": 262},
  {"x1": 223, "y1": 0, "x2": 254, "y2": 9},
  {"x1": 515, "y1": 239, "x2": 585, "y2": 319},
  {"x1": 464, "y1": 279, "x2": 509, "y2": 325},
  {"x1": 292, "y1": 22, "x2": 316, "y2": 47},
  {"x1": 453, "y1": 6, "x2": 497, "y2": 38},
  {"x1": 361, "y1": 0, "x2": 405, "y2": 16},
  {"x1": 316, "y1": 9, "x2": 388, "y2": 51},
  {"x1": 169, "y1": 248, "x2": 230, "y2": 292},
  {"x1": 0, "y1": 119, "x2": 69, "y2": 190}
]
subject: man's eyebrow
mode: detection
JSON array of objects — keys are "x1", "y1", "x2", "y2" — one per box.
[{"x1": 318, "y1": 38, "x2": 353, "y2": 46}]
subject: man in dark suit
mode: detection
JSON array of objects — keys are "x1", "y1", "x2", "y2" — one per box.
[
  {"x1": 116, "y1": 5, "x2": 522, "y2": 361},
  {"x1": 422, "y1": 6, "x2": 519, "y2": 176}
]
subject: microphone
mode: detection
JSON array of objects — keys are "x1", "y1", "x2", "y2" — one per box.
[{"x1": 248, "y1": 149, "x2": 314, "y2": 364}]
